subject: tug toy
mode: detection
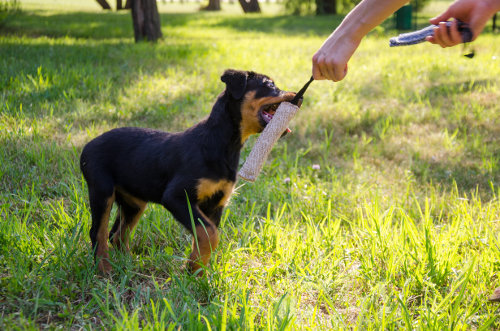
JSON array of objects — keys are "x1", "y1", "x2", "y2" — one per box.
[
  {"x1": 389, "y1": 20, "x2": 473, "y2": 47},
  {"x1": 238, "y1": 77, "x2": 314, "y2": 182}
]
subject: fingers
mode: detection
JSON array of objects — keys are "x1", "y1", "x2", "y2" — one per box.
[
  {"x1": 312, "y1": 51, "x2": 348, "y2": 82},
  {"x1": 429, "y1": 8, "x2": 452, "y2": 25},
  {"x1": 448, "y1": 19, "x2": 463, "y2": 43},
  {"x1": 435, "y1": 21, "x2": 454, "y2": 47},
  {"x1": 426, "y1": 19, "x2": 463, "y2": 48}
]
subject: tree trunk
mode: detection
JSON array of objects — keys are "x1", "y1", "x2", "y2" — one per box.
[
  {"x1": 131, "y1": 0, "x2": 162, "y2": 42},
  {"x1": 117, "y1": 0, "x2": 123, "y2": 9},
  {"x1": 201, "y1": 0, "x2": 221, "y2": 11},
  {"x1": 316, "y1": 0, "x2": 336, "y2": 15},
  {"x1": 238, "y1": 0, "x2": 261, "y2": 13},
  {"x1": 96, "y1": 0, "x2": 112, "y2": 9}
]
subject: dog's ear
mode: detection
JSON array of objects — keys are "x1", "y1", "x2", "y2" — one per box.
[{"x1": 221, "y1": 69, "x2": 248, "y2": 100}]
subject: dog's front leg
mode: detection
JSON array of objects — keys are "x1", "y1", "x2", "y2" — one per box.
[{"x1": 161, "y1": 190, "x2": 219, "y2": 275}]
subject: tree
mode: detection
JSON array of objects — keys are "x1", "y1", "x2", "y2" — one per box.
[
  {"x1": 201, "y1": 0, "x2": 221, "y2": 11},
  {"x1": 0, "y1": 0, "x2": 20, "y2": 26},
  {"x1": 131, "y1": 0, "x2": 162, "y2": 42},
  {"x1": 117, "y1": 0, "x2": 132, "y2": 10},
  {"x1": 316, "y1": 0, "x2": 335, "y2": 14},
  {"x1": 95, "y1": 0, "x2": 111, "y2": 10},
  {"x1": 284, "y1": 0, "x2": 432, "y2": 15},
  {"x1": 95, "y1": 0, "x2": 159, "y2": 42},
  {"x1": 239, "y1": 0, "x2": 261, "y2": 13},
  {"x1": 95, "y1": 0, "x2": 131, "y2": 10}
]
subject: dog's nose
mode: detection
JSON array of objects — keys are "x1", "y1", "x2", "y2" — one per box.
[
  {"x1": 284, "y1": 92, "x2": 302, "y2": 107},
  {"x1": 282, "y1": 91, "x2": 296, "y2": 101}
]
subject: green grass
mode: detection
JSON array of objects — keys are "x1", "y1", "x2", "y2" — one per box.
[{"x1": 1, "y1": 0, "x2": 500, "y2": 329}]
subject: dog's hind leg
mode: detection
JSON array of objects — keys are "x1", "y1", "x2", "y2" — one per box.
[
  {"x1": 88, "y1": 182, "x2": 115, "y2": 274},
  {"x1": 109, "y1": 191, "x2": 146, "y2": 253}
]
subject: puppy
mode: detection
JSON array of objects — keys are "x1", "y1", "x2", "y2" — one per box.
[{"x1": 80, "y1": 69, "x2": 298, "y2": 274}]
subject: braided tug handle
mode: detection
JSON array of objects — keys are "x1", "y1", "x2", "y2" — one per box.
[{"x1": 389, "y1": 20, "x2": 473, "y2": 47}]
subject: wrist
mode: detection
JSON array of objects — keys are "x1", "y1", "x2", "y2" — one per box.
[
  {"x1": 334, "y1": 17, "x2": 366, "y2": 45},
  {"x1": 485, "y1": 0, "x2": 500, "y2": 12}
]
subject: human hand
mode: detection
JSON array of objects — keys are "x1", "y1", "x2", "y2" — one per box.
[
  {"x1": 312, "y1": 32, "x2": 361, "y2": 82},
  {"x1": 426, "y1": 0, "x2": 500, "y2": 47}
]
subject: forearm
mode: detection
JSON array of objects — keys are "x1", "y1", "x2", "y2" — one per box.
[
  {"x1": 335, "y1": 0, "x2": 410, "y2": 42},
  {"x1": 485, "y1": 0, "x2": 500, "y2": 12}
]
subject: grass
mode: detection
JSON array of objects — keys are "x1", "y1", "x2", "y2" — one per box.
[{"x1": 1, "y1": 0, "x2": 500, "y2": 329}]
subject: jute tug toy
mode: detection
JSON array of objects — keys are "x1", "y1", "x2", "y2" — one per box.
[{"x1": 238, "y1": 77, "x2": 314, "y2": 182}]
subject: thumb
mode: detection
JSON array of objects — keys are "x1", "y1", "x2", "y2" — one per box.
[{"x1": 429, "y1": 8, "x2": 453, "y2": 25}]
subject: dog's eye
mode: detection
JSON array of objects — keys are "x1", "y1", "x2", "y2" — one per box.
[{"x1": 266, "y1": 81, "x2": 275, "y2": 88}]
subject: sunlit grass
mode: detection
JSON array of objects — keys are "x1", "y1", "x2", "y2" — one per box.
[{"x1": 1, "y1": 0, "x2": 499, "y2": 329}]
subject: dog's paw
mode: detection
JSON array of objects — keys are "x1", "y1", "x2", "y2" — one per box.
[
  {"x1": 183, "y1": 261, "x2": 206, "y2": 277},
  {"x1": 488, "y1": 287, "x2": 500, "y2": 302},
  {"x1": 97, "y1": 258, "x2": 113, "y2": 275}
]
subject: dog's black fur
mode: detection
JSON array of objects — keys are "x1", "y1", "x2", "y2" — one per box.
[{"x1": 80, "y1": 69, "x2": 297, "y2": 273}]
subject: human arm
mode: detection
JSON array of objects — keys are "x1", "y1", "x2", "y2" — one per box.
[
  {"x1": 426, "y1": 0, "x2": 500, "y2": 47},
  {"x1": 312, "y1": 0, "x2": 409, "y2": 81}
]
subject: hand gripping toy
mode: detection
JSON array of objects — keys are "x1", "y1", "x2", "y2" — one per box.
[
  {"x1": 238, "y1": 77, "x2": 314, "y2": 182},
  {"x1": 389, "y1": 20, "x2": 473, "y2": 47}
]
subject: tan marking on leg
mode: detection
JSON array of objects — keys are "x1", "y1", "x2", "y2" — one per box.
[
  {"x1": 111, "y1": 208, "x2": 126, "y2": 251},
  {"x1": 112, "y1": 188, "x2": 147, "y2": 253},
  {"x1": 196, "y1": 178, "x2": 235, "y2": 207},
  {"x1": 188, "y1": 222, "x2": 219, "y2": 275},
  {"x1": 97, "y1": 193, "x2": 115, "y2": 274},
  {"x1": 116, "y1": 203, "x2": 146, "y2": 252}
]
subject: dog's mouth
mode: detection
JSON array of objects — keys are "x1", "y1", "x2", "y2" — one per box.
[
  {"x1": 257, "y1": 92, "x2": 300, "y2": 135},
  {"x1": 259, "y1": 102, "x2": 292, "y2": 134},
  {"x1": 260, "y1": 103, "x2": 280, "y2": 124}
]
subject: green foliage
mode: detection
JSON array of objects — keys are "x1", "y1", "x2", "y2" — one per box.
[
  {"x1": 411, "y1": 0, "x2": 432, "y2": 12},
  {"x1": 283, "y1": 0, "x2": 315, "y2": 15},
  {"x1": 284, "y1": 0, "x2": 363, "y2": 16},
  {"x1": 336, "y1": 0, "x2": 361, "y2": 14},
  {"x1": 0, "y1": 0, "x2": 19, "y2": 26},
  {"x1": 1, "y1": 0, "x2": 500, "y2": 329},
  {"x1": 284, "y1": 0, "x2": 430, "y2": 16}
]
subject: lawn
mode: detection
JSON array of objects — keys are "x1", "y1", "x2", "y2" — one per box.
[{"x1": 1, "y1": 0, "x2": 499, "y2": 329}]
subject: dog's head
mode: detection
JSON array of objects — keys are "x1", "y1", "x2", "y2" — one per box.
[{"x1": 221, "y1": 69, "x2": 299, "y2": 143}]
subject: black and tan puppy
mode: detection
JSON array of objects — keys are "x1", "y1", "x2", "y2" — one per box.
[{"x1": 80, "y1": 69, "x2": 298, "y2": 274}]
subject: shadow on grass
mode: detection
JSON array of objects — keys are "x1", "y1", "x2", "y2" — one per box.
[
  {"x1": 416, "y1": 78, "x2": 500, "y2": 194},
  {"x1": 0, "y1": 132, "x2": 79, "y2": 196},
  {"x1": 424, "y1": 79, "x2": 495, "y2": 100},
  {"x1": 2, "y1": 9, "x2": 344, "y2": 40},
  {"x1": 2, "y1": 10, "x2": 196, "y2": 39},
  {"x1": 209, "y1": 14, "x2": 343, "y2": 35},
  {"x1": 411, "y1": 153, "x2": 500, "y2": 195},
  {"x1": 0, "y1": 37, "x2": 214, "y2": 126},
  {"x1": 1, "y1": 9, "x2": 343, "y2": 130}
]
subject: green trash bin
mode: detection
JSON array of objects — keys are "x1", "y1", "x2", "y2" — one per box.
[{"x1": 395, "y1": 4, "x2": 412, "y2": 30}]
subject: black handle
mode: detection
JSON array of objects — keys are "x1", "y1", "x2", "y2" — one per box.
[
  {"x1": 291, "y1": 76, "x2": 314, "y2": 105},
  {"x1": 456, "y1": 20, "x2": 473, "y2": 43}
]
